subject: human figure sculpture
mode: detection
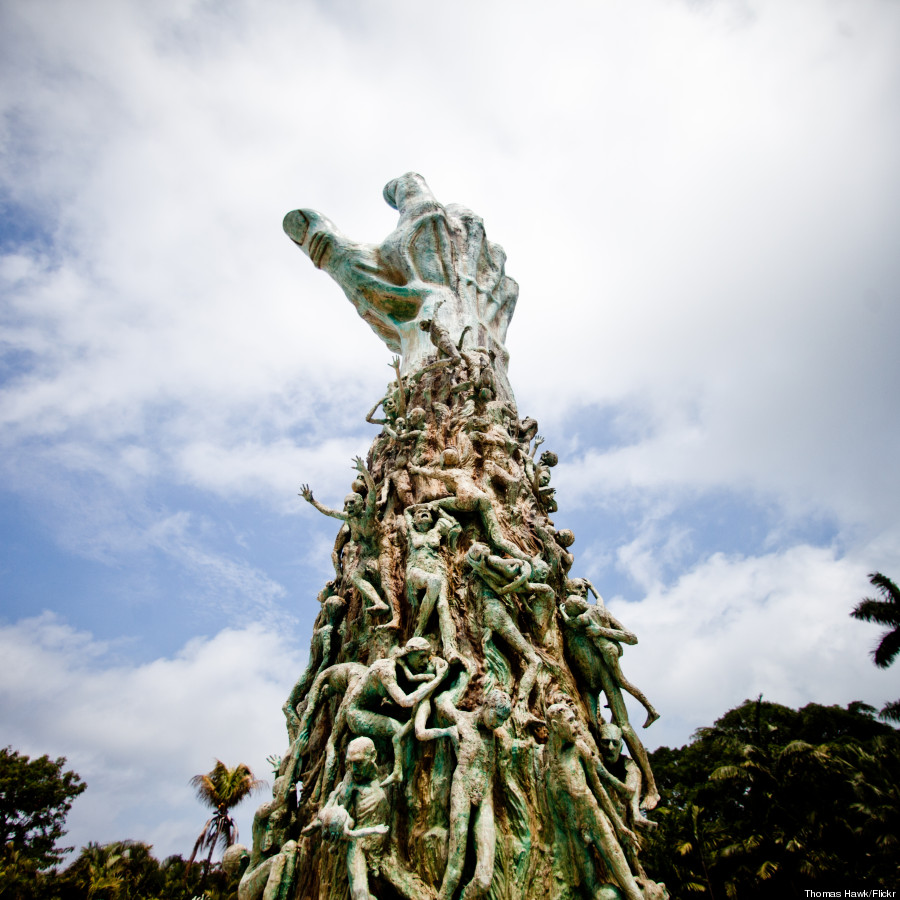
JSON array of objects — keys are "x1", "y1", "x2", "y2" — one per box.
[
  {"x1": 397, "y1": 406, "x2": 429, "y2": 462},
  {"x1": 288, "y1": 661, "x2": 368, "y2": 804},
  {"x1": 231, "y1": 775, "x2": 298, "y2": 900},
  {"x1": 301, "y1": 457, "x2": 399, "y2": 627},
  {"x1": 305, "y1": 737, "x2": 390, "y2": 900},
  {"x1": 378, "y1": 454, "x2": 416, "y2": 512},
  {"x1": 410, "y1": 448, "x2": 529, "y2": 561},
  {"x1": 464, "y1": 542, "x2": 543, "y2": 718},
  {"x1": 419, "y1": 300, "x2": 466, "y2": 368},
  {"x1": 598, "y1": 723, "x2": 658, "y2": 834},
  {"x1": 532, "y1": 520, "x2": 575, "y2": 581},
  {"x1": 415, "y1": 662, "x2": 512, "y2": 900},
  {"x1": 283, "y1": 588, "x2": 347, "y2": 742},
  {"x1": 343, "y1": 637, "x2": 449, "y2": 786},
  {"x1": 294, "y1": 662, "x2": 367, "y2": 756},
  {"x1": 560, "y1": 579, "x2": 659, "y2": 730},
  {"x1": 558, "y1": 580, "x2": 660, "y2": 810},
  {"x1": 544, "y1": 704, "x2": 649, "y2": 900},
  {"x1": 366, "y1": 392, "x2": 400, "y2": 427},
  {"x1": 404, "y1": 505, "x2": 462, "y2": 661}
]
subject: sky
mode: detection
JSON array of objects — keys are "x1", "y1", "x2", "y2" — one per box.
[{"x1": 1, "y1": 0, "x2": 899, "y2": 864}]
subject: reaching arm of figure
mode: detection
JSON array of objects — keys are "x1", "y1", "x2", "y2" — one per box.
[
  {"x1": 300, "y1": 484, "x2": 347, "y2": 521},
  {"x1": 602, "y1": 612, "x2": 638, "y2": 645},
  {"x1": 352, "y1": 457, "x2": 377, "y2": 518},
  {"x1": 587, "y1": 621, "x2": 637, "y2": 646},
  {"x1": 389, "y1": 356, "x2": 407, "y2": 418},
  {"x1": 385, "y1": 657, "x2": 449, "y2": 707},
  {"x1": 365, "y1": 398, "x2": 387, "y2": 425}
]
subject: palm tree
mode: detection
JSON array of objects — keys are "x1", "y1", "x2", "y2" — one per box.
[
  {"x1": 851, "y1": 572, "x2": 900, "y2": 722},
  {"x1": 186, "y1": 760, "x2": 263, "y2": 889}
]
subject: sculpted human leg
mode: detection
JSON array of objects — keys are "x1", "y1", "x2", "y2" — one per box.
[
  {"x1": 439, "y1": 783, "x2": 471, "y2": 900},
  {"x1": 599, "y1": 643, "x2": 659, "y2": 728},
  {"x1": 464, "y1": 789, "x2": 496, "y2": 900}
]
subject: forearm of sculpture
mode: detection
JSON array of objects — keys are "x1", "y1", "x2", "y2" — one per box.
[
  {"x1": 588, "y1": 624, "x2": 638, "y2": 646},
  {"x1": 604, "y1": 613, "x2": 638, "y2": 645},
  {"x1": 353, "y1": 457, "x2": 377, "y2": 518},
  {"x1": 390, "y1": 357, "x2": 407, "y2": 418},
  {"x1": 390, "y1": 658, "x2": 449, "y2": 707},
  {"x1": 308, "y1": 497, "x2": 346, "y2": 521}
]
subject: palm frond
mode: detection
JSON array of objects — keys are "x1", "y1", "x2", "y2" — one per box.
[
  {"x1": 873, "y1": 627, "x2": 900, "y2": 669},
  {"x1": 851, "y1": 598, "x2": 898, "y2": 627},
  {"x1": 869, "y1": 572, "x2": 900, "y2": 605}
]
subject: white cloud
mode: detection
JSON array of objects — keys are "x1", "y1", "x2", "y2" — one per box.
[
  {"x1": 615, "y1": 542, "x2": 899, "y2": 749},
  {"x1": 0, "y1": 614, "x2": 302, "y2": 859}
]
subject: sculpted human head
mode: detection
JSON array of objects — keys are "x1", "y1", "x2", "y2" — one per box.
[
  {"x1": 565, "y1": 578, "x2": 589, "y2": 597},
  {"x1": 546, "y1": 702, "x2": 580, "y2": 742},
  {"x1": 412, "y1": 507, "x2": 434, "y2": 532},
  {"x1": 222, "y1": 844, "x2": 250, "y2": 879},
  {"x1": 324, "y1": 595, "x2": 347, "y2": 622},
  {"x1": 598, "y1": 723, "x2": 624, "y2": 765},
  {"x1": 401, "y1": 636, "x2": 432, "y2": 671},
  {"x1": 344, "y1": 492, "x2": 365, "y2": 517},
  {"x1": 562, "y1": 594, "x2": 589, "y2": 618},
  {"x1": 346, "y1": 736, "x2": 378, "y2": 780},
  {"x1": 481, "y1": 690, "x2": 512, "y2": 730}
]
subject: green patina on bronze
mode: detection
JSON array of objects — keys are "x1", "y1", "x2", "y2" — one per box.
[{"x1": 231, "y1": 175, "x2": 667, "y2": 900}]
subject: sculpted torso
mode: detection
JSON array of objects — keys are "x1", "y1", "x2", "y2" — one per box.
[{"x1": 455, "y1": 717, "x2": 497, "y2": 803}]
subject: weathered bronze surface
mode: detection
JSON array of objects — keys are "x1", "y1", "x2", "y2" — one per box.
[{"x1": 233, "y1": 175, "x2": 667, "y2": 900}]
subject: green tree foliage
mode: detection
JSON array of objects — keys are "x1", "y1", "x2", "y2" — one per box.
[
  {"x1": 851, "y1": 571, "x2": 900, "y2": 722},
  {"x1": 50, "y1": 844, "x2": 239, "y2": 900},
  {"x1": 0, "y1": 748, "x2": 86, "y2": 871},
  {"x1": 643, "y1": 698, "x2": 900, "y2": 897},
  {"x1": 186, "y1": 760, "x2": 262, "y2": 887}
]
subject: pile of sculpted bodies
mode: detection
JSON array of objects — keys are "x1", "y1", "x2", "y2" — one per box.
[{"x1": 225, "y1": 174, "x2": 667, "y2": 900}]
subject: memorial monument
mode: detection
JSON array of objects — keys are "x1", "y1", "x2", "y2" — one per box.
[{"x1": 229, "y1": 174, "x2": 667, "y2": 899}]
